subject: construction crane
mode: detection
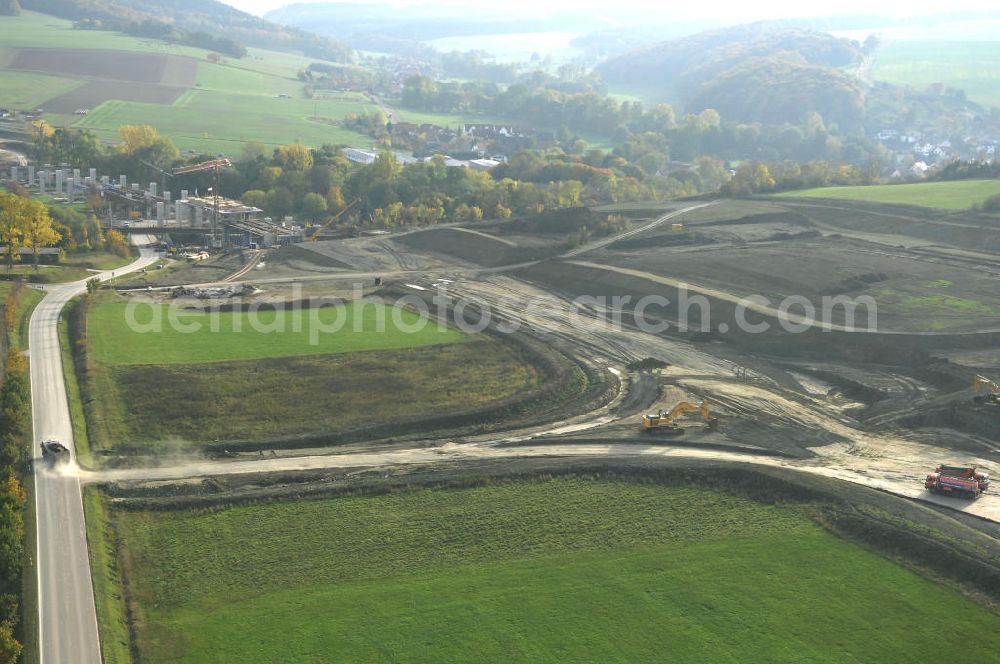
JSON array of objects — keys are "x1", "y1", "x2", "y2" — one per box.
[
  {"x1": 642, "y1": 399, "x2": 718, "y2": 432},
  {"x1": 308, "y1": 198, "x2": 359, "y2": 242},
  {"x1": 139, "y1": 159, "x2": 174, "y2": 197},
  {"x1": 972, "y1": 375, "x2": 1000, "y2": 405},
  {"x1": 172, "y1": 158, "x2": 233, "y2": 248}
]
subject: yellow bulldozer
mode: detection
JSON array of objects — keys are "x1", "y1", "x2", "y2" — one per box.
[
  {"x1": 973, "y1": 375, "x2": 1000, "y2": 405},
  {"x1": 642, "y1": 399, "x2": 718, "y2": 433}
]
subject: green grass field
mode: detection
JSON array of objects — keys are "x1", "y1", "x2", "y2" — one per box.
[
  {"x1": 2, "y1": 264, "x2": 95, "y2": 283},
  {"x1": 874, "y1": 41, "x2": 1000, "y2": 109},
  {"x1": 88, "y1": 300, "x2": 466, "y2": 365},
  {"x1": 0, "y1": 70, "x2": 81, "y2": 109},
  {"x1": 81, "y1": 297, "x2": 544, "y2": 450},
  {"x1": 87, "y1": 339, "x2": 541, "y2": 447},
  {"x1": 387, "y1": 107, "x2": 514, "y2": 129},
  {"x1": 88, "y1": 476, "x2": 1000, "y2": 663},
  {"x1": 775, "y1": 179, "x2": 1000, "y2": 209},
  {"x1": 0, "y1": 11, "x2": 207, "y2": 54},
  {"x1": 77, "y1": 91, "x2": 373, "y2": 153}
]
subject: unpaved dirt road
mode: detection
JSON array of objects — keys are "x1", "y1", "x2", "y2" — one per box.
[
  {"x1": 79, "y1": 436, "x2": 1000, "y2": 523},
  {"x1": 81, "y1": 242, "x2": 1000, "y2": 525},
  {"x1": 74, "y1": 319, "x2": 1000, "y2": 522}
]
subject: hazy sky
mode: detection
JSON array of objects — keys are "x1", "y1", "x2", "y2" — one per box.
[{"x1": 222, "y1": 0, "x2": 1000, "y2": 20}]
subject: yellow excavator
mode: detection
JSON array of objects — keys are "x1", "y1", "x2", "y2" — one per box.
[
  {"x1": 972, "y1": 375, "x2": 1000, "y2": 405},
  {"x1": 642, "y1": 399, "x2": 718, "y2": 433},
  {"x1": 308, "y1": 198, "x2": 359, "y2": 242}
]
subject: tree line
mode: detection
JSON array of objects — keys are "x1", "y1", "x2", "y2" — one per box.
[
  {"x1": 0, "y1": 282, "x2": 33, "y2": 662},
  {"x1": 720, "y1": 159, "x2": 880, "y2": 195},
  {"x1": 398, "y1": 75, "x2": 882, "y2": 165},
  {"x1": 28, "y1": 119, "x2": 898, "y2": 230},
  {"x1": 225, "y1": 142, "x2": 660, "y2": 228},
  {"x1": 73, "y1": 17, "x2": 247, "y2": 58},
  {"x1": 27, "y1": 121, "x2": 179, "y2": 187}
]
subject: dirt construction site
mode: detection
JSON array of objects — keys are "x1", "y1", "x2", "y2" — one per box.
[{"x1": 100, "y1": 196, "x2": 1000, "y2": 539}]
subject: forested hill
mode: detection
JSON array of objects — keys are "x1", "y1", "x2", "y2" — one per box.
[
  {"x1": 597, "y1": 25, "x2": 867, "y2": 127},
  {"x1": 689, "y1": 55, "x2": 866, "y2": 128},
  {"x1": 19, "y1": 0, "x2": 354, "y2": 61}
]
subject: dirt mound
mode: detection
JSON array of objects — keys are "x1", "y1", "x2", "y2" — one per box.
[
  {"x1": 697, "y1": 211, "x2": 811, "y2": 228},
  {"x1": 270, "y1": 244, "x2": 353, "y2": 270},
  {"x1": 820, "y1": 272, "x2": 889, "y2": 296},
  {"x1": 510, "y1": 207, "x2": 597, "y2": 236},
  {"x1": 610, "y1": 230, "x2": 713, "y2": 250},
  {"x1": 574, "y1": 233, "x2": 1000, "y2": 333},
  {"x1": 902, "y1": 402, "x2": 1000, "y2": 445},
  {"x1": 626, "y1": 357, "x2": 669, "y2": 371},
  {"x1": 396, "y1": 227, "x2": 557, "y2": 267}
]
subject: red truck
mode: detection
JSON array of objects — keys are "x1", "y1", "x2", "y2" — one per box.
[{"x1": 924, "y1": 465, "x2": 990, "y2": 500}]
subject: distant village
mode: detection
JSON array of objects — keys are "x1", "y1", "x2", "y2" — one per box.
[
  {"x1": 343, "y1": 123, "x2": 555, "y2": 169},
  {"x1": 873, "y1": 128, "x2": 998, "y2": 179}
]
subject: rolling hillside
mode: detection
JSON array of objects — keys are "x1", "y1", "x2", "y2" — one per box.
[
  {"x1": 0, "y1": 11, "x2": 376, "y2": 152},
  {"x1": 597, "y1": 25, "x2": 866, "y2": 125},
  {"x1": 20, "y1": 0, "x2": 353, "y2": 61}
]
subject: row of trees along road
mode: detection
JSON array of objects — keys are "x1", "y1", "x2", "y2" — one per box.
[{"x1": 0, "y1": 282, "x2": 34, "y2": 662}]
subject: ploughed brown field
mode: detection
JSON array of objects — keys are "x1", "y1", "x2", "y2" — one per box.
[{"x1": 10, "y1": 48, "x2": 196, "y2": 111}]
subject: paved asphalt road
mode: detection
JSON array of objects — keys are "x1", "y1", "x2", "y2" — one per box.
[{"x1": 30, "y1": 238, "x2": 158, "y2": 664}]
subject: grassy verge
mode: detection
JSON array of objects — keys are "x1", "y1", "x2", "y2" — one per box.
[
  {"x1": 1, "y1": 266, "x2": 94, "y2": 284},
  {"x1": 83, "y1": 489, "x2": 132, "y2": 664},
  {"x1": 0, "y1": 251, "x2": 135, "y2": 286},
  {"x1": 58, "y1": 312, "x2": 95, "y2": 467},
  {"x1": 775, "y1": 179, "x2": 1000, "y2": 209},
  {"x1": 90, "y1": 476, "x2": 1000, "y2": 662},
  {"x1": 62, "y1": 250, "x2": 137, "y2": 272},
  {"x1": 67, "y1": 296, "x2": 130, "y2": 458},
  {"x1": 6, "y1": 284, "x2": 44, "y2": 351}
]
